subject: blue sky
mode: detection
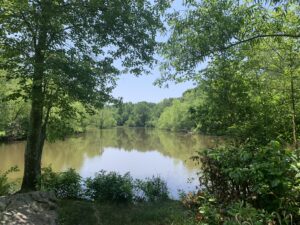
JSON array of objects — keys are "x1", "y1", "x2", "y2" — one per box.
[
  {"x1": 112, "y1": 69, "x2": 195, "y2": 103},
  {"x1": 112, "y1": 1, "x2": 195, "y2": 103}
]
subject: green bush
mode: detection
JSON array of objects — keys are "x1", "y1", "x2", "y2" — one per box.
[
  {"x1": 0, "y1": 166, "x2": 19, "y2": 196},
  {"x1": 223, "y1": 201, "x2": 275, "y2": 225},
  {"x1": 40, "y1": 167, "x2": 82, "y2": 199},
  {"x1": 192, "y1": 141, "x2": 300, "y2": 224},
  {"x1": 135, "y1": 176, "x2": 169, "y2": 202},
  {"x1": 182, "y1": 192, "x2": 295, "y2": 225},
  {"x1": 40, "y1": 168, "x2": 172, "y2": 204},
  {"x1": 85, "y1": 171, "x2": 134, "y2": 203}
]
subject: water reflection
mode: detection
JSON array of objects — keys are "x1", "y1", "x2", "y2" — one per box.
[{"x1": 0, "y1": 128, "x2": 220, "y2": 197}]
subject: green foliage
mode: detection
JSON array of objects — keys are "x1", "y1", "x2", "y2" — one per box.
[
  {"x1": 147, "y1": 98, "x2": 174, "y2": 127},
  {"x1": 128, "y1": 102, "x2": 155, "y2": 127},
  {"x1": 116, "y1": 102, "x2": 156, "y2": 127},
  {"x1": 156, "y1": 89, "x2": 204, "y2": 132},
  {"x1": 0, "y1": 72, "x2": 30, "y2": 141},
  {"x1": 182, "y1": 192, "x2": 269, "y2": 224},
  {"x1": 157, "y1": 0, "x2": 300, "y2": 147},
  {"x1": 58, "y1": 199, "x2": 198, "y2": 225},
  {"x1": 200, "y1": 199, "x2": 276, "y2": 225},
  {"x1": 39, "y1": 167, "x2": 172, "y2": 205},
  {"x1": 157, "y1": 100, "x2": 188, "y2": 131},
  {"x1": 157, "y1": 99, "x2": 194, "y2": 131},
  {"x1": 199, "y1": 142, "x2": 299, "y2": 211},
  {"x1": 85, "y1": 105, "x2": 118, "y2": 129},
  {"x1": 114, "y1": 100, "x2": 177, "y2": 129},
  {"x1": 40, "y1": 167, "x2": 82, "y2": 199},
  {"x1": 135, "y1": 176, "x2": 169, "y2": 202},
  {"x1": 184, "y1": 194, "x2": 294, "y2": 225},
  {"x1": 186, "y1": 46, "x2": 299, "y2": 144},
  {"x1": 85, "y1": 171, "x2": 134, "y2": 203},
  {"x1": 47, "y1": 103, "x2": 90, "y2": 141},
  {"x1": 0, "y1": 0, "x2": 167, "y2": 106},
  {"x1": 224, "y1": 202, "x2": 281, "y2": 225},
  {"x1": 0, "y1": 131, "x2": 5, "y2": 137},
  {"x1": 190, "y1": 142, "x2": 300, "y2": 224},
  {"x1": 0, "y1": 166, "x2": 19, "y2": 196},
  {"x1": 85, "y1": 172, "x2": 171, "y2": 204},
  {"x1": 160, "y1": 0, "x2": 300, "y2": 82},
  {"x1": 1, "y1": 0, "x2": 168, "y2": 189}
]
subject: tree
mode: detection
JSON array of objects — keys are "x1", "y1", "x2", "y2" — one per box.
[
  {"x1": 0, "y1": 0, "x2": 168, "y2": 191},
  {"x1": 156, "y1": 89, "x2": 202, "y2": 132},
  {"x1": 179, "y1": 38, "x2": 300, "y2": 145},
  {"x1": 159, "y1": 0, "x2": 300, "y2": 83},
  {"x1": 158, "y1": 0, "x2": 300, "y2": 145},
  {"x1": 89, "y1": 107, "x2": 117, "y2": 129},
  {"x1": 126, "y1": 102, "x2": 155, "y2": 127},
  {"x1": 116, "y1": 102, "x2": 134, "y2": 126},
  {"x1": 246, "y1": 39, "x2": 300, "y2": 147}
]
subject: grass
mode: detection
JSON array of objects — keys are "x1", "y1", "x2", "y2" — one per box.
[{"x1": 58, "y1": 200, "x2": 198, "y2": 225}]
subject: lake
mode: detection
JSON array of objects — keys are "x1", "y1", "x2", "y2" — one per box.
[{"x1": 0, "y1": 128, "x2": 219, "y2": 198}]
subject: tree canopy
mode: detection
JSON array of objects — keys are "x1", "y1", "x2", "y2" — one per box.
[
  {"x1": 159, "y1": 0, "x2": 300, "y2": 84},
  {"x1": 0, "y1": 0, "x2": 169, "y2": 190}
]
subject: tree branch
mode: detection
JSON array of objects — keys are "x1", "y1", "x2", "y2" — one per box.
[
  {"x1": 20, "y1": 12, "x2": 37, "y2": 49},
  {"x1": 221, "y1": 33, "x2": 300, "y2": 51}
]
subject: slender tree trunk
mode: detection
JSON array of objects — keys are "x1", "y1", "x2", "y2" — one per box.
[
  {"x1": 290, "y1": 76, "x2": 298, "y2": 149},
  {"x1": 36, "y1": 106, "x2": 51, "y2": 173}
]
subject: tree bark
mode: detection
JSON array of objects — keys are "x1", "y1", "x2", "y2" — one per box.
[
  {"x1": 21, "y1": 47, "x2": 45, "y2": 191},
  {"x1": 21, "y1": 77, "x2": 44, "y2": 191},
  {"x1": 290, "y1": 75, "x2": 298, "y2": 149}
]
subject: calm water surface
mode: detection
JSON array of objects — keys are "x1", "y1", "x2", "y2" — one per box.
[{"x1": 0, "y1": 128, "x2": 219, "y2": 198}]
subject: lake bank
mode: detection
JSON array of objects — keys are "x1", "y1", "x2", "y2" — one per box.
[
  {"x1": 58, "y1": 199, "x2": 197, "y2": 225},
  {"x1": 0, "y1": 191, "x2": 197, "y2": 225}
]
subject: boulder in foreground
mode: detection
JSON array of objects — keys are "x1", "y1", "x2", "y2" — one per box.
[{"x1": 0, "y1": 191, "x2": 57, "y2": 225}]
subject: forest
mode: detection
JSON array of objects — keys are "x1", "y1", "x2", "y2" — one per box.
[{"x1": 0, "y1": 0, "x2": 300, "y2": 224}]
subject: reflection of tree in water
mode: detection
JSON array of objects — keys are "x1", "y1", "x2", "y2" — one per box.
[
  {"x1": 93, "y1": 128, "x2": 221, "y2": 169},
  {"x1": 0, "y1": 141, "x2": 26, "y2": 179},
  {"x1": 0, "y1": 128, "x2": 222, "y2": 178},
  {"x1": 43, "y1": 132, "x2": 106, "y2": 172}
]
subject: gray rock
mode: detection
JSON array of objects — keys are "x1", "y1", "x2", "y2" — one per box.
[{"x1": 0, "y1": 191, "x2": 58, "y2": 225}]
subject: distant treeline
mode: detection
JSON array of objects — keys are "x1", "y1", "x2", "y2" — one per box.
[
  {"x1": 0, "y1": 68, "x2": 201, "y2": 141},
  {"x1": 86, "y1": 87, "x2": 205, "y2": 132},
  {"x1": 1, "y1": 65, "x2": 300, "y2": 145},
  {"x1": 0, "y1": 70, "x2": 202, "y2": 142}
]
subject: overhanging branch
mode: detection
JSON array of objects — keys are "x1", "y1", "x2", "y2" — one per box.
[{"x1": 222, "y1": 33, "x2": 300, "y2": 50}]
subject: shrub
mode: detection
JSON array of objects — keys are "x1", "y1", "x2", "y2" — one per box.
[
  {"x1": 85, "y1": 171, "x2": 134, "y2": 203},
  {"x1": 223, "y1": 201, "x2": 276, "y2": 225},
  {"x1": 192, "y1": 141, "x2": 300, "y2": 224},
  {"x1": 40, "y1": 167, "x2": 82, "y2": 199},
  {"x1": 135, "y1": 176, "x2": 169, "y2": 202},
  {"x1": 40, "y1": 168, "x2": 172, "y2": 204},
  {"x1": 180, "y1": 191, "x2": 201, "y2": 210},
  {"x1": 0, "y1": 166, "x2": 19, "y2": 196},
  {"x1": 182, "y1": 192, "x2": 293, "y2": 225}
]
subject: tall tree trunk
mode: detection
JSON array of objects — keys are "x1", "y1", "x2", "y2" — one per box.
[
  {"x1": 21, "y1": 77, "x2": 44, "y2": 191},
  {"x1": 21, "y1": 50, "x2": 45, "y2": 191}
]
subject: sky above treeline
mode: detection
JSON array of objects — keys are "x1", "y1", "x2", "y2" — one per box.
[
  {"x1": 112, "y1": 69, "x2": 195, "y2": 103},
  {"x1": 112, "y1": 0, "x2": 195, "y2": 103}
]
